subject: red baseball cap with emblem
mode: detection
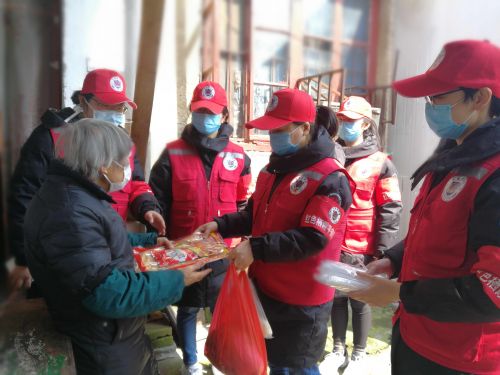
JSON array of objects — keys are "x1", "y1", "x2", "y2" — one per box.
[
  {"x1": 246, "y1": 88, "x2": 316, "y2": 130},
  {"x1": 393, "y1": 39, "x2": 500, "y2": 98},
  {"x1": 190, "y1": 81, "x2": 228, "y2": 114},
  {"x1": 81, "y1": 69, "x2": 137, "y2": 109}
]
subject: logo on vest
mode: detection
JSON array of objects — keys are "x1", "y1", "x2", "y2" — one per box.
[
  {"x1": 441, "y1": 176, "x2": 467, "y2": 202},
  {"x1": 290, "y1": 175, "x2": 308, "y2": 195},
  {"x1": 201, "y1": 85, "x2": 216, "y2": 100},
  {"x1": 109, "y1": 76, "x2": 124, "y2": 92},
  {"x1": 223, "y1": 153, "x2": 238, "y2": 171},
  {"x1": 357, "y1": 167, "x2": 371, "y2": 179},
  {"x1": 328, "y1": 207, "x2": 341, "y2": 224}
]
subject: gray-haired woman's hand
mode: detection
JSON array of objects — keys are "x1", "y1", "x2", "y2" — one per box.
[
  {"x1": 179, "y1": 261, "x2": 212, "y2": 286},
  {"x1": 156, "y1": 237, "x2": 173, "y2": 249}
]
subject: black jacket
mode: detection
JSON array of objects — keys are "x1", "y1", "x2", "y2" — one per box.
[
  {"x1": 216, "y1": 127, "x2": 353, "y2": 267},
  {"x1": 343, "y1": 135, "x2": 402, "y2": 255},
  {"x1": 24, "y1": 160, "x2": 157, "y2": 375},
  {"x1": 149, "y1": 123, "x2": 251, "y2": 308},
  {"x1": 385, "y1": 119, "x2": 500, "y2": 322},
  {"x1": 7, "y1": 108, "x2": 159, "y2": 266}
]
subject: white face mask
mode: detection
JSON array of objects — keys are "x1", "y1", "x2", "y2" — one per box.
[{"x1": 103, "y1": 161, "x2": 131, "y2": 193}]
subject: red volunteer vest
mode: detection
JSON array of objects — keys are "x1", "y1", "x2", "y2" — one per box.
[
  {"x1": 249, "y1": 158, "x2": 355, "y2": 306},
  {"x1": 399, "y1": 153, "x2": 500, "y2": 374},
  {"x1": 342, "y1": 151, "x2": 387, "y2": 255},
  {"x1": 167, "y1": 139, "x2": 245, "y2": 242},
  {"x1": 51, "y1": 128, "x2": 140, "y2": 221}
]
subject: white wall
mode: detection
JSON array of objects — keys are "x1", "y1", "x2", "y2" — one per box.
[
  {"x1": 388, "y1": 0, "x2": 500, "y2": 237},
  {"x1": 62, "y1": 0, "x2": 203, "y2": 179},
  {"x1": 146, "y1": 0, "x2": 203, "y2": 176},
  {"x1": 62, "y1": 0, "x2": 141, "y2": 108}
]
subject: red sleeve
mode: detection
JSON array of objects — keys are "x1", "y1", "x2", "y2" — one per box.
[
  {"x1": 300, "y1": 195, "x2": 344, "y2": 241},
  {"x1": 129, "y1": 180, "x2": 155, "y2": 203},
  {"x1": 376, "y1": 175, "x2": 402, "y2": 205},
  {"x1": 471, "y1": 245, "x2": 500, "y2": 308},
  {"x1": 237, "y1": 173, "x2": 252, "y2": 202}
]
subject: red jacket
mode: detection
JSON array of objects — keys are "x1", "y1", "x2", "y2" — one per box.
[
  {"x1": 249, "y1": 158, "x2": 355, "y2": 306},
  {"x1": 343, "y1": 151, "x2": 401, "y2": 255},
  {"x1": 50, "y1": 128, "x2": 155, "y2": 222},
  {"x1": 167, "y1": 139, "x2": 248, "y2": 241},
  {"x1": 399, "y1": 153, "x2": 500, "y2": 374}
]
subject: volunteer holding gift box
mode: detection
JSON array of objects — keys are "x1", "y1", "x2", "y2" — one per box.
[{"x1": 198, "y1": 88, "x2": 354, "y2": 375}]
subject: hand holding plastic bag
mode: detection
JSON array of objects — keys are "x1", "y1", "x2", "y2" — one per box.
[{"x1": 205, "y1": 264, "x2": 268, "y2": 375}]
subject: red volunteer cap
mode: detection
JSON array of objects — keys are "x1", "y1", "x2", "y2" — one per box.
[
  {"x1": 81, "y1": 69, "x2": 137, "y2": 109},
  {"x1": 393, "y1": 40, "x2": 500, "y2": 98},
  {"x1": 246, "y1": 88, "x2": 316, "y2": 130},
  {"x1": 190, "y1": 81, "x2": 228, "y2": 114}
]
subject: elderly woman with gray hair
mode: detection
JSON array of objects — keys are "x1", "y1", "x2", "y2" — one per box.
[{"x1": 23, "y1": 119, "x2": 211, "y2": 375}]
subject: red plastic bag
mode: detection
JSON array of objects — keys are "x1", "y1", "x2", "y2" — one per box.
[{"x1": 205, "y1": 264, "x2": 268, "y2": 375}]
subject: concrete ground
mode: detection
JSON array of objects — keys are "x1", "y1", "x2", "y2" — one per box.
[{"x1": 159, "y1": 305, "x2": 393, "y2": 375}]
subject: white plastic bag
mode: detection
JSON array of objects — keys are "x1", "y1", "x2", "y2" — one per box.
[
  {"x1": 314, "y1": 260, "x2": 372, "y2": 292},
  {"x1": 249, "y1": 280, "x2": 273, "y2": 339}
]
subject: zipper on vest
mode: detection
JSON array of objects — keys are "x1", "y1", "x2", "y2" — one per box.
[{"x1": 207, "y1": 180, "x2": 210, "y2": 219}]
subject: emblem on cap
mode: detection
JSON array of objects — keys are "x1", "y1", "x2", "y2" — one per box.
[
  {"x1": 201, "y1": 85, "x2": 216, "y2": 100},
  {"x1": 223, "y1": 153, "x2": 238, "y2": 171},
  {"x1": 267, "y1": 95, "x2": 279, "y2": 112},
  {"x1": 110, "y1": 76, "x2": 124, "y2": 92},
  {"x1": 290, "y1": 175, "x2": 308, "y2": 195},
  {"x1": 328, "y1": 207, "x2": 341, "y2": 224},
  {"x1": 428, "y1": 48, "x2": 446, "y2": 71},
  {"x1": 442, "y1": 176, "x2": 467, "y2": 202}
]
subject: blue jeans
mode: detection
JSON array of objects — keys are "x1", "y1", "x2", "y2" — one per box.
[
  {"x1": 177, "y1": 306, "x2": 200, "y2": 366},
  {"x1": 269, "y1": 364, "x2": 320, "y2": 375}
]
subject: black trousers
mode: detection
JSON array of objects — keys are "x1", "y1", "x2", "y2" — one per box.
[
  {"x1": 258, "y1": 288, "x2": 333, "y2": 368},
  {"x1": 391, "y1": 320, "x2": 474, "y2": 375}
]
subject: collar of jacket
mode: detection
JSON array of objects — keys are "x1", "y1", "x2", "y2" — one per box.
[
  {"x1": 411, "y1": 118, "x2": 500, "y2": 190},
  {"x1": 41, "y1": 107, "x2": 82, "y2": 129},
  {"x1": 343, "y1": 134, "x2": 379, "y2": 160},
  {"x1": 48, "y1": 160, "x2": 115, "y2": 203},
  {"x1": 267, "y1": 127, "x2": 335, "y2": 174},
  {"x1": 181, "y1": 123, "x2": 233, "y2": 154}
]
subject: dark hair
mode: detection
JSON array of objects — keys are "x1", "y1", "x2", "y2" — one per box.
[
  {"x1": 71, "y1": 90, "x2": 94, "y2": 105},
  {"x1": 295, "y1": 106, "x2": 339, "y2": 141},
  {"x1": 460, "y1": 87, "x2": 500, "y2": 117},
  {"x1": 221, "y1": 106, "x2": 229, "y2": 124},
  {"x1": 314, "y1": 105, "x2": 339, "y2": 138}
]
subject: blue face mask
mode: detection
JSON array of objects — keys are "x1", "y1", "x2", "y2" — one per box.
[
  {"x1": 192, "y1": 112, "x2": 222, "y2": 135},
  {"x1": 270, "y1": 126, "x2": 301, "y2": 156},
  {"x1": 93, "y1": 110, "x2": 126, "y2": 127},
  {"x1": 424, "y1": 102, "x2": 473, "y2": 140},
  {"x1": 339, "y1": 120, "x2": 363, "y2": 142}
]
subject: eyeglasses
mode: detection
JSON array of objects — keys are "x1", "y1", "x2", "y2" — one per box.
[
  {"x1": 425, "y1": 88, "x2": 463, "y2": 105},
  {"x1": 113, "y1": 160, "x2": 129, "y2": 170},
  {"x1": 90, "y1": 98, "x2": 128, "y2": 113}
]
